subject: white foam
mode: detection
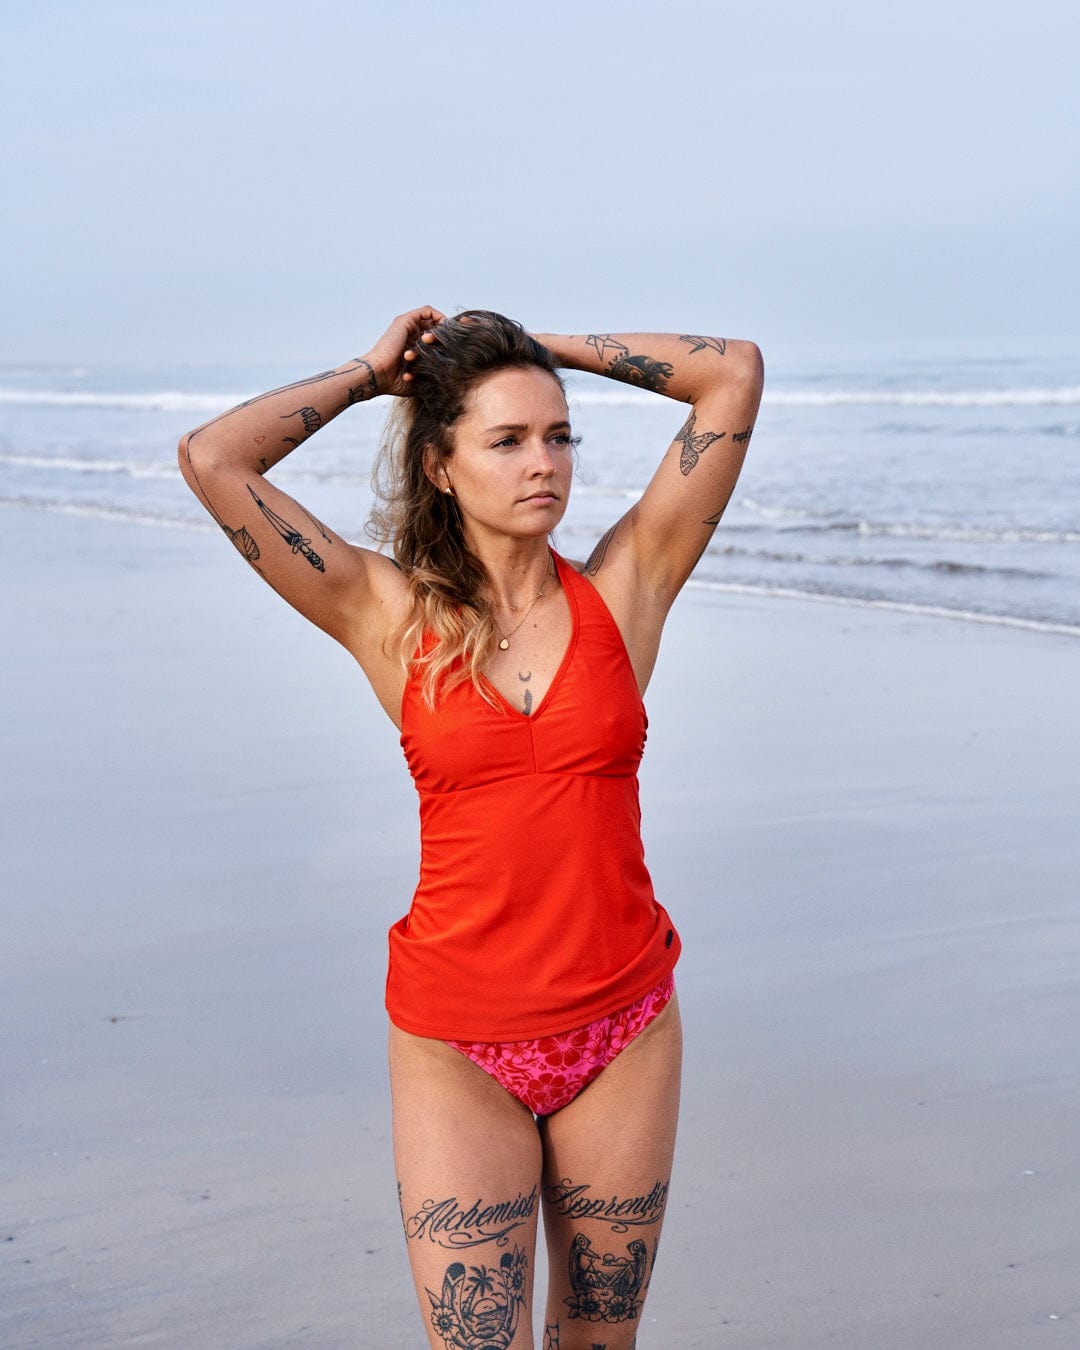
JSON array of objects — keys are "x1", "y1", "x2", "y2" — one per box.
[
  {"x1": 765, "y1": 387, "x2": 1080, "y2": 409},
  {"x1": 0, "y1": 389, "x2": 252, "y2": 412},
  {"x1": 0, "y1": 451, "x2": 179, "y2": 480},
  {"x1": 4, "y1": 382, "x2": 1079, "y2": 415},
  {"x1": 0, "y1": 497, "x2": 214, "y2": 532},
  {"x1": 855, "y1": 520, "x2": 1080, "y2": 545},
  {"x1": 740, "y1": 498, "x2": 1080, "y2": 545},
  {"x1": 569, "y1": 386, "x2": 1080, "y2": 410}
]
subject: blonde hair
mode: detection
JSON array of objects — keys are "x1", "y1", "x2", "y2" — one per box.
[{"x1": 367, "y1": 311, "x2": 565, "y2": 707}]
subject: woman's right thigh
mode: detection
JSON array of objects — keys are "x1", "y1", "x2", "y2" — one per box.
[{"x1": 389, "y1": 1023, "x2": 544, "y2": 1349}]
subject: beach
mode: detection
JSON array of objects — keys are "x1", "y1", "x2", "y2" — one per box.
[{"x1": 2, "y1": 507, "x2": 1078, "y2": 1348}]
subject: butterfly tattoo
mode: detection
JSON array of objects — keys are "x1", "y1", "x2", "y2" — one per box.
[{"x1": 675, "y1": 410, "x2": 726, "y2": 475}]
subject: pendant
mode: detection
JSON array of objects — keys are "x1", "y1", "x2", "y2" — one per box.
[{"x1": 499, "y1": 638, "x2": 509, "y2": 650}]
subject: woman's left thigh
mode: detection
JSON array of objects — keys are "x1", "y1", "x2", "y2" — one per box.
[{"x1": 538, "y1": 994, "x2": 683, "y2": 1348}]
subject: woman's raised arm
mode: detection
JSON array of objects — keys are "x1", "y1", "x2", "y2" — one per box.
[
  {"x1": 177, "y1": 308, "x2": 444, "y2": 665},
  {"x1": 534, "y1": 328, "x2": 764, "y2": 688}
]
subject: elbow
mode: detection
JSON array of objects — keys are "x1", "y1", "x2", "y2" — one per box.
[
  {"x1": 177, "y1": 431, "x2": 198, "y2": 491},
  {"x1": 730, "y1": 339, "x2": 765, "y2": 395},
  {"x1": 177, "y1": 429, "x2": 220, "y2": 494}
]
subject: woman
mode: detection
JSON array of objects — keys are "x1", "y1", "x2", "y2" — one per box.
[{"x1": 179, "y1": 308, "x2": 763, "y2": 1349}]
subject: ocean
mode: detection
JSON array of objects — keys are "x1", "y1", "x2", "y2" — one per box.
[{"x1": 3, "y1": 344, "x2": 1078, "y2": 636}]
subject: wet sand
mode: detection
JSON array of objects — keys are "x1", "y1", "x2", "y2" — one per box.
[{"x1": 2, "y1": 509, "x2": 1078, "y2": 1347}]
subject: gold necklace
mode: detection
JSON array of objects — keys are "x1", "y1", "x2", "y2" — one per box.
[{"x1": 493, "y1": 556, "x2": 554, "y2": 651}]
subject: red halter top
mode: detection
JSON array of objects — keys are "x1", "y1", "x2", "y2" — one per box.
[{"x1": 386, "y1": 552, "x2": 680, "y2": 1040}]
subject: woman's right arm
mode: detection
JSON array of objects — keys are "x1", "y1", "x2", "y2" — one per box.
[{"x1": 178, "y1": 308, "x2": 443, "y2": 672}]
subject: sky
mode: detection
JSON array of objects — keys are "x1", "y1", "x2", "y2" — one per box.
[{"x1": 3, "y1": 0, "x2": 1078, "y2": 364}]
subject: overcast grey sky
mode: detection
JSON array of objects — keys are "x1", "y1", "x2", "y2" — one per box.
[{"x1": 3, "y1": 0, "x2": 1078, "y2": 363}]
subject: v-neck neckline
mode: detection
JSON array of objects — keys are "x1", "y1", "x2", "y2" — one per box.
[{"x1": 480, "y1": 551, "x2": 578, "y2": 722}]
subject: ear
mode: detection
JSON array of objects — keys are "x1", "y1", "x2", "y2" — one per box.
[{"x1": 423, "y1": 443, "x2": 453, "y2": 495}]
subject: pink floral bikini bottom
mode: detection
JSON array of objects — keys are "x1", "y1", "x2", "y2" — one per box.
[{"x1": 446, "y1": 973, "x2": 675, "y2": 1117}]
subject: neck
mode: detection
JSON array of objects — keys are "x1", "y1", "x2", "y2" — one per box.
[{"x1": 468, "y1": 536, "x2": 555, "y2": 611}]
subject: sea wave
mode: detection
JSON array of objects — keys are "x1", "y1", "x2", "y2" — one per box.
[
  {"x1": 0, "y1": 495, "x2": 214, "y2": 532},
  {"x1": 704, "y1": 541, "x2": 1050, "y2": 580},
  {"x1": 0, "y1": 451, "x2": 180, "y2": 480},
  {"x1": 0, "y1": 450, "x2": 375, "y2": 489},
  {"x1": 765, "y1": 387, "x2": 1080, "y2": 409},
  {"x1": 740, "y1": 499, "x2": 1080, "y2": 545},
  {"x1": 5, "y1": 383, "x2": 1080, "y2": 413},
  {"x1": 5, "y1": 494, "x2": 1077, "y2": 636},
  {"x1": 0, "y1": 389, "x2": 252, "y2": 413}
]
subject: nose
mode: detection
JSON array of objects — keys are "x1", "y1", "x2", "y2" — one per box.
[{"x1": 528, "y1": 438, "x2": 557, "y2": 476}]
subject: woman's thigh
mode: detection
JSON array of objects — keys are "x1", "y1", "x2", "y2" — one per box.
[
  {"x1": 389, "y1": 1022, "x2": 545, "y2": 1350},
  {"x1": 538, "y1": 994, "x2": 683, "y2": 1350}
]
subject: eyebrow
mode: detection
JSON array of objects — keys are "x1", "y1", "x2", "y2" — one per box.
[{"x1": 483, "y1": 420, "x2": 573, "y2": 435}]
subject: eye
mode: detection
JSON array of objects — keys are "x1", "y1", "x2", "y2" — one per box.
[
  {"x1": 492, "y1": 435, "x2": 519, "y2": 449},
  {"x1": 553, "y1": 432, "x2": 581, "y2": 448}
]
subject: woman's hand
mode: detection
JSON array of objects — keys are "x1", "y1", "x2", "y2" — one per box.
[{"x1": 366, "y1": 306, "x2": 446, "y2": 397}]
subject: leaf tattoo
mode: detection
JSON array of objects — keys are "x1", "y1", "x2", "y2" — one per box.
[
  {"x1": 675, "y1": 410, "x2": 725, "y2": 475},
  {"x1": 221, "y1": 523, "x2": 260, "y2": 564}
]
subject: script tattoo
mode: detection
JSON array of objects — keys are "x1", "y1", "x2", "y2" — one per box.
[
  {"x1": 245, "y1": 484, "x2": 326, "y2": 571},
  {"x1": 565, "y1": 1233, "x2": 654, "y2": 1325},
  {"x1": 675, "y1": 410, "x2": 725, "y2": 475},
  {"x1": 679, "y1": 334, "x2": 727, "y2": 356},
  {"x1": 732, "y1": 424, "x2": 754, "y2": 444},
  {"x1": 426, "y1": 1246, "x2": 528, "y2": 1348},
  {"x1": 405, "y1": 1187, "x2": 537, "y2": 1249},
  {"x1": 584, "y1": 525, "x2": 617, "y2": 577},
  {"x1": 544, "y1": 1179, "x2": 668, "y2": 1232}
]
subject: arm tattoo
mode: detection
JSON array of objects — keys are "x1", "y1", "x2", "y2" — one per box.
[
  {"x1": 679, "y1": 334, "x2": 726, "y2": 356},
  {"x1": 607, "y1": 352, "x2": 673, "y2": 394},
  {"x1": 186, "y1": 367, "x2": 341, "y2": 445},
  {"x1": 245, "y1": 484, "x2": 326, "y2": 571},
  {"x1": 675, "y1": 410, "x2": 725, "y2": 475},
  {"x1": 543, "y1": 1324, "x2": 560, "y2": 1349},
  {"x1": 281, "y1": 405, "x2": 322, "y2": 434},
  {"x1": 299, "y1": 502, "x2": 332, "y2": 544},
  {"x1": 221, "y1": 524, "x2": 262, "y2": 572},
  {"x1": 732, "y1": 424, "x2": 754, "y2": 444},
  {"x1": 586, "y1": 334, "x2": 672, "y2": 393},
  {"x1": 703, "y1": 482, "x2": 737, "y2": 525},
  {"x1": 584, "y1": 525, "x2": 617, "y2": 577},
  {"x1": 345, "y1": 358, "x2": 379, "y2": 406},
  {"x1": 586, "y1": 333, "x2": 630, "y2": 363}
]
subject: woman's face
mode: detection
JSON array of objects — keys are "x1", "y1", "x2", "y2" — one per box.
[{"x1": 437, "y1": 366, "x2": 574, "y2": 546}]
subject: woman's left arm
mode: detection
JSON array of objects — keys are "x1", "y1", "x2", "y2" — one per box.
[{"x1": 534, "y1": 330, "x2": 764, "y2": 606}]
